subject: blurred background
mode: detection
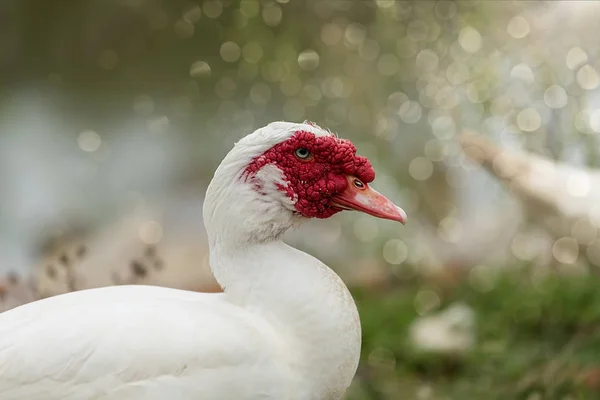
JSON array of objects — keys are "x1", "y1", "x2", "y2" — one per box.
[{"x1": 2, "y1": 0, "x2": 600, "y2": 398}]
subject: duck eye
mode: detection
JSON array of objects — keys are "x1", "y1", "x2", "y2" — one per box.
[
  {"x1": 294, "y1": 147, "x2": 311, "y2": 160},
  {"x1": 353, "y1": 179, "x2": 365, "y2": 189}
]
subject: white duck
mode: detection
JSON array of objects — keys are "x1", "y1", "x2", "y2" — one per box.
[
  {"x1": 460, "y1": 133, "x2": 600, "y2": 243},
  {"x1": 409, "y1": 303, "x2": 476, "y2": 356},
  {"x1": 0, "y1": 121, "x2": 406, "y2": 400}
]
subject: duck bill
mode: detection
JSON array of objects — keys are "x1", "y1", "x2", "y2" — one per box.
[{"x1": 332, "y1": 176, "x2": 407, "y2": 224}]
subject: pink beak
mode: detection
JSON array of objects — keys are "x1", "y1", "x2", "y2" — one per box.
[{"x1": 331, "y1": 175, "x2": 407, "y2": 224}]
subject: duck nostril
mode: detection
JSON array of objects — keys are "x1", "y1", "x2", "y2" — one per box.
[{"x1": 353, "y1": 179, "x2": 365, "y2": 189}]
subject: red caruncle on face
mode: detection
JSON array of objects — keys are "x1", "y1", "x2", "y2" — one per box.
[{"x1": 244, "y1": 130, "x2": 376, "y2": 219}]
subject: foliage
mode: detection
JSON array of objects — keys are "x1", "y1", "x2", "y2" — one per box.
[{"x1": 347, "y1": 271, "x2": 600, "y2": 399}]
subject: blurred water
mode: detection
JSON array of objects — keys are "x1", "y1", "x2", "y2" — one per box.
[{"x1": 0, "y1": 89, "x2": 189, "y2": 273}]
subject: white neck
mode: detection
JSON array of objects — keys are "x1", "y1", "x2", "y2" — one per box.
[{"x1": 202, "y1": 137, "x2": 361, "y2": 397}]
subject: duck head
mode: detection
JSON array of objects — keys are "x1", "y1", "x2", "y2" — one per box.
[{"x1": 203, "y1": 121, "x2": 406, "y2": 246}]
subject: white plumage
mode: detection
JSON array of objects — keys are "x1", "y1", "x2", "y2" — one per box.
[
  {"x1": 460, "y1": 133, "x2": 600, "y2": 237},
  {"x1": 460, "y1": 133, "x2": 600, "y2": 267},
  {"x1": 0, "y1": 121, "x2": 405, "y2": 399},
  {"x1": 409, "y1": 303, "x2": 475, "y2": 356}
]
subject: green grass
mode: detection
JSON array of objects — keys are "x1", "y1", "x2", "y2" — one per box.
[{"x1": 346, "y1": 269, "x2": 600, "y2": 399}]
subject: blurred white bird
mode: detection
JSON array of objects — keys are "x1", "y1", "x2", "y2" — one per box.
[
  {"x1": 409, "y1": 302, "x2": 476, "y2": 356},
  {"x1": 460, "y1": 133, "x2": 600, "y2": 267}
]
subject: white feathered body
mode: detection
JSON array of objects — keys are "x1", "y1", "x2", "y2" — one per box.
[
  {"x1": 0, "y1": 243, "x2": 360, "y2": 400},
  {"x1": 0, "y1": 122, "x2": 373, "y2": 399},
  {"x1": 0, "y1": 286, "x2": 286, "y2": 400}
]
